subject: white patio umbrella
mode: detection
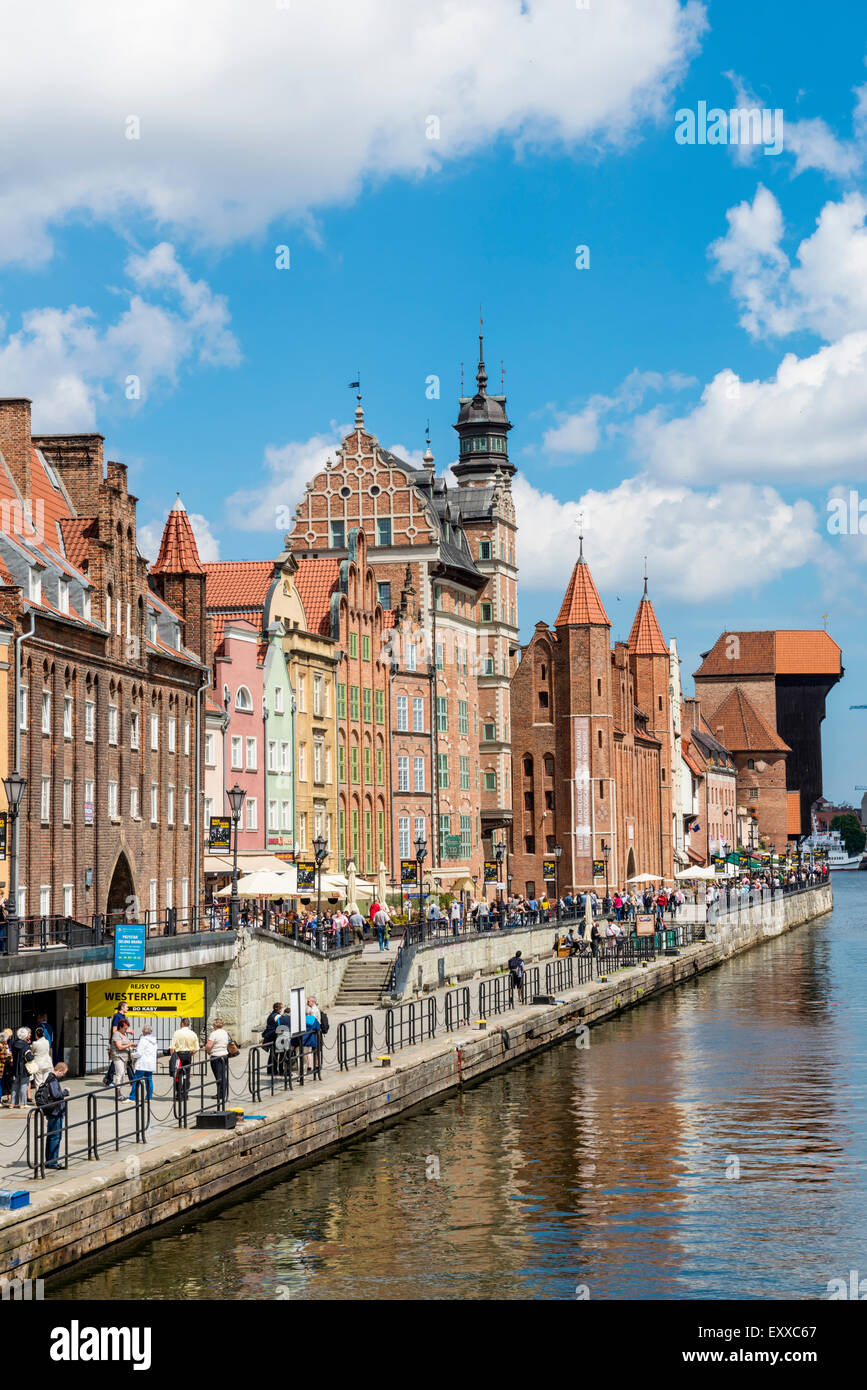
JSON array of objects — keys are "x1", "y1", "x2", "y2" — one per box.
[
  {"x1": 675, "y1": 865, "x2": 717, "y2": 880},
  {"x1": 626, "y1": 873, "x2": 660, "y2": 883},
  {"x1": 216, "y1": 869, "x2": 297, "y2": 898}
]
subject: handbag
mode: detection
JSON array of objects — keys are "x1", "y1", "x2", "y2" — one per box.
[
  {"x1": 25, "y1": 1058, "x2": 40, "y2": 1077},
  {"x1": 226, "y1": 1038, "x2": 240, "y2": 1057}
]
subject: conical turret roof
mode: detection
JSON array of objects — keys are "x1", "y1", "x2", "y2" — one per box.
[
  {"x1": 554, "y1": 543, "x2": 610, "y2": 627},
  {"x1": 627, "y1": 583, "x2": 668, "y2": 655},
  {"x1": 151, "y1": 495, "x2": 204, "y2": 575}
]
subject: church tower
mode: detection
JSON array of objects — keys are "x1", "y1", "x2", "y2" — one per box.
[{"x1": 453, "y1": 335, "x2": 518, "y2": 862}]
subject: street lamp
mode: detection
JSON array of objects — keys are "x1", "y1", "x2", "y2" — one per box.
[
  {"x1": 2, "y1": 771, "x2": 26, "y2": 954},
  {"x1": 495, "y1": 841, "x2": 505, "y2": 921},
  {"x1": 414, "y1": 831, "x2": 427, "y2": 930},
  {"x1": 226, "y1": 782, "x2": 246, "y2": 929},
  {"x1": 553, "y1": 843, "x2": 562, "y2": 920},
  {"x1": 601, "y1": 839, "x2": 611, "y2": 904},
  {"x1": 313, "y1": 831, "x2": 328, "y2": 929}
]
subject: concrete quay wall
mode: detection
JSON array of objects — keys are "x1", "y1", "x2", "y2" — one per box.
[{"x1": 0, "y1": 885, "x2": 831, "y2": 1284}]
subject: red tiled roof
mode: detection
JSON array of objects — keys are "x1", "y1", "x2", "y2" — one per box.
[
  {"x1": 204, "y1": 560, "x2": 273, "y2": 609},
  {"x1": 787, "y1": 791, "x2": 802, "y2": 835},
  {"x1": 627, "y1": 592, "x2": 668, "y2": 656},
  {"x1": 775, "y1": 630, "x2": 842, "y2": 676},
  {"x1": 294, "y1": 557, "x2": 340, "y2": 637},
  {"x1": 554, "y1": 557, "x2": 610, "y2": 628},
  {"x1": 712, "y1": 686, "x2": 790, "y2": 753},
  {"x1": 0, "y1": 553, "x2": 14, "y2": 586},
  {"x1": 682, "y1": 738, "x2": 705, "y2": 779},
  {"x1": 211, "y1": 610, "x2": 262, "y2": 650},
  {"x1": 59, "y1": 517, "x2": 94, "y2": 572},
  {"x1": 151, "y1": 497, "x2": 205, "y2": 575},
  {"x1": 695, "y1": 629, "x2": 842, "y2": 679}
]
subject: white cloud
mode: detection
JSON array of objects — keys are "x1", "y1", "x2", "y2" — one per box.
[
  {"x1": 225, "y1": 430, "x2": 347, "y2": 537},
  {"x1": 512, "y1": 472, "x2": 819, "y2": 602},
  {"x1": 0, "y1": 242, "x2": 240, "y2": 430},
  {"x1": 541, "y1": 368, "x2": 697, "y2": 459},
  {"x1": 0, "y1": 0, "x2": 706, "y2": 265},
  {"x1": 138, "y1": 508, "x2": 221, "y2": 565}
]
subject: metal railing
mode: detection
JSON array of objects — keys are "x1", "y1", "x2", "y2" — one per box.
[
  {"x1": 443, "y1": 986, "x2": 471, "y2": 1032},
  {"x1": 337, "y1": 1015, "x2": 374, "y2": 1070},
  {"x1": 545, "y1": 957, "x2": 574, "y2": 995},
  {"x1": 385, "y1": 998, "x2": 437, "y2": 1052}
]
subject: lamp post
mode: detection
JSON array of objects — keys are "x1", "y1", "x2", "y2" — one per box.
[
  {"x1": 226, "y1": 782, "x2": 246, "y2": 929},
  {"x1": 554, "y1": 843, "x2": 562, "y2": 920},
  {"x1": 2, "y1": 770, "x2": 26, "y2": 954},
  {"x1": 415, "y1": 831, "x2": 427, "y2": 931},
  {"x1": 495, "y1": 841, "x2": 505, "y2": 922},
  {"x1": 313, "y1": 831, "x2": 328, "y2": 931},
  {"x1": 601, "y1": 839, "x2": 610, "y2": 904}
]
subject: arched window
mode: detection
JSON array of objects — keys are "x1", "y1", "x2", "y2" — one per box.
[
  {"x1": 747, "y1": 758, "x2": 755, "y2": 770},
  {"x1": 235, "y1": 686, "x2": 253, "y2": 711},
  {"x1": 523, "y1": 755, "x2": 533, "y2": 778},
  {"x1": 543, "y1": 755, "x2": 554, "y2": 778}
]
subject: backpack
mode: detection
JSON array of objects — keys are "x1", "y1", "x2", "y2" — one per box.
[
  {"x1": 35, "y1": 1077, "x2": 56, "y2": 1112},
  {"x1": 319, "y1": 1011, "x2": 330, "y2": 1036}
]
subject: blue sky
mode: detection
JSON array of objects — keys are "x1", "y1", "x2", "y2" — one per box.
[{"x1": 1, "y1": 0, "x2": 866, "y2": 801}]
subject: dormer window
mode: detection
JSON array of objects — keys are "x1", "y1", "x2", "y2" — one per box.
[
  {"x1": 82, "y1": 589, "x2": 91, "y2": 621},
  {"x1": 149, "y1": 613, "x2": 158, "y2": 643},
  {"x1": 29, "y1": 568, "x2": 42, "y2": 603},
  {"x1": 58, "y1": 579, "x2": 69, "y2": 614}
]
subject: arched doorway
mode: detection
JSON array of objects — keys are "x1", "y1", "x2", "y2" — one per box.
[
  {"x1": 106, "y1": 851, "x2": 136, "y2": 920},
  {"x1": 625, "y1": 848, "x2": 636, "y2": 883}
]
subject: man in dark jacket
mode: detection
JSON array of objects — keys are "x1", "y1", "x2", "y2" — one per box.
[
  {"x1": 262, "y1": 1001, "x2": 282, "y2": 1074},
  {"x1": 507, "y1": 950, "x2": 525, "y2": 1003},
  {"x1": 38, "y1": 1062, "x2": 70, "y2": 1169}
]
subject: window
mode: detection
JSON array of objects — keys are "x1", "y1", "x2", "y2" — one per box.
[
  {"x1": 338, "y1": 742, "x2": 346, "y2": 783},
  {"x1": 297, "y1": 677, "x2": 306, "y2": 712},
  {"x1": 246, "y1": 798, "x2": 258, "y2": 830},
  {"x1": 281, "y1": 800, "x2": 291, "y2": 830},
  {"x1": 545, "y1": 790, "x2": 554, "y2": 811},
  {"x1": 184, "y1": 787, "x2": 190, "y2": 826},
  {"x1": 406, "y1": 643, "x2": 417, "y2": 673},
  {"x1": 40, "y1": 776, "x2": 50, "y2": 822},
  {"x1": 362, "y1": 634, "x2": 371, "y2": 662},
  {"x1": 375, "y1": 688, "x2": 385, "y2": 724},
  {"x1": 538, "y1": 690, "x2": 549, "y2": 710},
  {"x1": 436, "y1": 697, "x2": 448, "y2": 733},
  {"x1": 397, "y1": 755, "x2": 409, "y2": 792},
  {"x1": 363, "y1": 745, "x2": 372, "y2": 784},
  {"x1": 298, "y1": 743, "x2": 307, "y2": 779},
  {"x1": 398, "y1": 817, "x2": 410, "y2": 859},
  {"x1": 63, "y1": 885, "x2": 73, "y2": 916},
  {"x1": 376, "y1": 517, "x2": 392, "y2": 547},
  {"x1": 597, "y1": 678, "x2": 602, "y2": 697},
  {"x1": 29, "y1": 569, "x2": 42, "y2": 603},
  {"x1": 149, "y1": 880, "x2": 157, "y2": 915},
  {"x1": 313, "y1": 739, "x2": 324, "y2": 783},
  {"x1": 330, "y1": 520, "x2": 345, "y2": 548},
  {"x1": 268, "y1": 799, "x2": 278, "y2": 831},
  {"x1": 524, "y1": 835, "x2": 535, "y2": 853},
  {"x1": 182, "y1": 878, "x2": 189, "y2": 913},
  {"x1": 349, "y1": 633, "x2": 358, "y2": 660},
  {"x1": 166, "y1": 879, "x2": 173, "y2": 910},
  {"x1": 84, "y1": 699, "x2": 95, "y2": 741},
  {"x1": 413, "y1": 697, "x2": 424, "y2": 732},
  {"x1": 439, "y1": 814, "x2": 450, "y2": 851},
  {"x1": 362, "y1": 687, "x2": 372, "y2": 723},
  {"x1": 168, "y1": 716, "x2": 176, "y2": 752},
  {"x1": 230, "y1": 735, "x2": 242, "y2": 769},
  {"x1": 349, "y1": 686, "x2": 359, "y2": 721},
  {"x1": 543, "y1": 755, "x2": 554, "y2": 777},
  {"x1": 151, "y1": 783, "x2": 159, "y2": 823},
  {"x1": 323, "y1": 680, "x2": 331, "y2": 716},
  {"x1": 299, "y1": 811, "x2": 307, "y2": 849},
  {"x1": 131, "y1": 710, "x2": 140, "y2": 750},
  {"x1": 483, "y1": 721, "x2": 496, "y2": 742},
  {"x1": 205, "y1": 731, "x2": 215, "y2": 766},
  {"x1": 268, "y1": 739, "x2": 278, "y2": 772},
  {"x1": 108, "y1": 780, "x2": 119, "y2": 820},
  {"x1": 396, "y1": 695, "x2": 408, "y2": 731},
  {"x1": 108, "y1": 704, "x2": 118, "y2": 745},
  {"x1": 524, "y1": 791, "x2": 534, "y2": 811},
  {"x1": 337, "y1": 683, "x2": 346, "y2": 719},
  {"x1": 150, "y1": 711, "x2": 159, "y2": 750},
  {"x1": 41, "y1": 690, "x2": 51, "y2": 734},
  {"x1": 274, "y1": 687, "x2": 284, "y2": 714},
  {"x1": 378, "y1": 581, "x2": 391, "y2": 607},
  {"x1": 460, "y1": 814, "x2": 471, "y2": 858},
  {"x1": 479, "y1": 540, "x2": 491, "y2": 560},
  {"x1": 414, "y1": 756, "x2": 425, "y2": 792},
  {"x1": 40, "y1": 885, "x2": 50, "y2": 916},
  {"x1": 245, "y1": 737, "x2": 257, "y2": 770},
  {"x1": 458, "y1": 700, "x2": 468, "y2": 737},
  {"x1": 480, "y1": 602, "x2": 493, "y2": 622},
  {"x1": 438, "y1": 753, "x2": 449, "y2": 789},
  {"x1": 84, "y1": 780, "x2": 94, "y2": 825},
  {"x1": 58, "y1": 579, "x2": 69, "y2": 614},
  {"x1": 484, "y1": 771, "x2": 498, "y2": 792},
  {"x1": 523, "y1": 756, "x2": 533, "y2": 777},
  {"x1": 184, "y1": 720, "x2": 190, "y2": 755},
  {"x1": 313, "y1": 675, "x2": 323, "y2": 716},
  {"x1": 749, "y1": 788, "x2": 758, "y2": 799},
  {"x1": 167, "y1": 785, "x2": 175, "y2": 826},
  {"x1": 63, "y1": 778, "x2": 72, "y2": 824},
  {"x1": 747, "y1": 758, "x2": 755, "y2": 770},
  {"x1": 82, "y1": 589, "x2": 91, "y2": 621},
  {"x1": 483, "y1": 656, "x2": 495, "y2": 676},
  {"x1": 63, "y1": 695, "x2": 73, "y2": 739},
  {"x1": 350, "y1": 745, "x2": 359, "y2": 783},
  {"x1": 130, "y1": 785, "x2": 139, "y2": 819},
  {"x1": 376, "y1": 745, "x2": 384, "y2": 784},
  {"x1": 436, "y1": 643, "x2": 444, "y2": 672},
  {"x1": 460, "y1": 755, "x2": 470, "y2": 790}
]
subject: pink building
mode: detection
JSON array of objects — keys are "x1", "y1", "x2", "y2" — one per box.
[{"x1": 212, "y1": 617, "x2": 266, "y2": 851}]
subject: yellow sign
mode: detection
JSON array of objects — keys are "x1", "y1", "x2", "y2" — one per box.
[{"x1": 86, "y1": 978, "x2": 205, "y2": 1018}]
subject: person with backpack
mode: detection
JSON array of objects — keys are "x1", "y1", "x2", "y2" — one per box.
[
  {"x1": 507, "y1": 950, "x2": 525, "y2": 1004},
  {"x1": 36, "y1": 1062, "x2": 70, "y2": 1170}
]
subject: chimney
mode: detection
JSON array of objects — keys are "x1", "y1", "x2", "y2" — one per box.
[
  {"x1": 0, "y1": 398, "x2": 33, "y2": 498},
  {"x1": 32, "y1": 433, "x2": 105, "y2": 517},
  {"x1": 106, "y1": 461, "x2": 128, "y2": 494}
]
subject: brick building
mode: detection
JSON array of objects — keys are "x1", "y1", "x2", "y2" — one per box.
[
  {"x1": 288, "y1": 345, "x2": 518, "y2": 894},
  {"x1": 0, "y1": 400, "x2": 209, "y2": 926},
  {"x1": 509, "y1": 543, "x2": 672, "y2": 898},
  {"x1": 693, "y1": 630, "x2": 842, "y2": 849}
]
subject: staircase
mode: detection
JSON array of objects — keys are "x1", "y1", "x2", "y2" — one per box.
[{"x1": 334, "y1": 955, "x2": 395, "y2": 1007}]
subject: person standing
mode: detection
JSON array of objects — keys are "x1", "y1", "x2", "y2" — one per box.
[
  {"x1": 31, "y1": 1026, "x2": 53, "y2": 1088},
  {"x1": 109, "y1": 1018, "x2": 135, "y2": 1098},
  {"x1": 0, "y1": 1029, "x2": 13, "y2": 1106},
  {"x1": 35, "y1": 1012, "x2": 53, "y2": 1050},
  {"x1": 374, "y1": 903, "x2": 389, "y2": 951},
  {"x1": 507, "y1": 950, "x2": 525, "y2": 1004},
  {"x1": 103, "y1": 999, "x2": 129, "y2": 1085},
  {"x1": 37, "y1": 1062, "x2": 70, "y2": 1169},
  {"x1": 128, "y1": 1023, "x2": 157, "y2": 1103},
  {"x1": 348, "y1": 906, "x2": 365, "y2": 944},
  {"x1": 170, "y1": 1016, "x2": 200, "y2": 1100},
  {"x1": 11, "y1": 1027, "x2": 33, "y2": 1108},
  {"x1": 205, "y1": 1018, "x2": 230, "y2": 1107}
]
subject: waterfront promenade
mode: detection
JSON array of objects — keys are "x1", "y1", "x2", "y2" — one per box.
[{"x1": 0, "y1": 881, "x2": 831, "y2": 1285}]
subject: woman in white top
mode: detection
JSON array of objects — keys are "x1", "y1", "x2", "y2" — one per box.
[
  {"x1": 31, "y1": 1028, "x2": 53, "y2": 1087},
  {"x1": 128, "y1": 1023, "x2": 158, "y2": 1104},
  {"x1": 205, "y1": 1018, "x2": 230, "y2": 1107}
]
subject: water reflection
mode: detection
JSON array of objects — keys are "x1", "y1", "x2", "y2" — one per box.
[{"x1": 51, "y1": 877, "x2": 867, "y2": 1301}]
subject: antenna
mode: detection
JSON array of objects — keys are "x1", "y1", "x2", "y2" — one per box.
[
  {"x1": 576, "y1": 512, "x2": 584, "y2": 562},
  {"x1": 425, "y1": 419, "x2": 431, "y2": 446},
  {"x1": 643, "y1": 555, "x2": 648, "y2": 597},
  {"x1": 460, "y1": 361, "x2": 464, "y2": 394},
  {"x1": 500, "y1": 359, "x2": 505, "y2": 392}
]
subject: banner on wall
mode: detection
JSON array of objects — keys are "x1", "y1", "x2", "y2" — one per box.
[{"x1": 86, "y1": 978, "x2": 205, "y2": 1017}]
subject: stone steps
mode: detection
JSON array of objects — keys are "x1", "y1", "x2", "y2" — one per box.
[{"x1": 335, "y1": 956, "x2": 394, "y2": 1007}]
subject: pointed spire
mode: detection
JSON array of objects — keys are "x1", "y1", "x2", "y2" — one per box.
[
  {"x1": 554, "y1": 536, "x2": 610, "y2": 628},
  {"x1": 627, "y1": 571, "x2": 668, "y2": 656},
  {"x1": 151, "y1": 494, "x2": 205, "y2": 575},
  {"x1": 643, "y1": 554, "x2": 648, "y2": 597},
  {"x1": 476, "y1": 305, "x2": 487, "y2": 394}
]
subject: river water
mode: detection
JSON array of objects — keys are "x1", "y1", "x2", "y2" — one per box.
[{"x1": 52, "y1": 875, "x2": 867, "y2": 1301}]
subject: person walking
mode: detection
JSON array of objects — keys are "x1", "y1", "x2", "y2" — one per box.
[
  {"x1": 348, "y1": 906, "x2": 365, "y2": 945},
  {"x1": 507, "y1": 950, "x2": 525, "y2": 1004},
  {"x1": 36, "y1": 1062, "x2": 70, "y2": 1169},
  {"x1": 11, "y1": 1027, "x2": 33, "y2": 1108},
  {"x1": 170, "y1": 1017, "x2": 200, "y2": 1100},
  {"x1": 128, "y1": 1023, "x2": 157, "y2": 1103},
  {"x1": 205, "y1": 1018, "x2": 230, "y2": 1107},
  {"x1": 374, "y1": 903, "x2": 389, "y2": 950}
]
